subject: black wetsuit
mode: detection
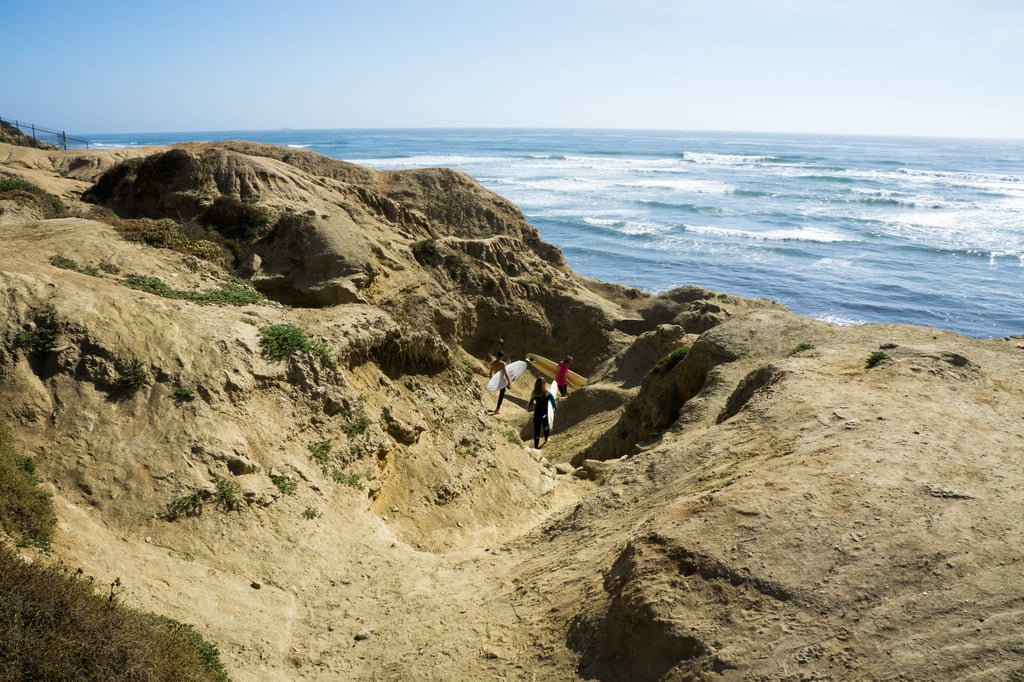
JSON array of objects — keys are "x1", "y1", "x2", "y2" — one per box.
[{"x1": 528, "y1": 390, "x2": 555, "y2": 448}]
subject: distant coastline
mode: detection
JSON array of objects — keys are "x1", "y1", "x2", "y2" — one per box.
[{"x1": 85, "y1": 129, "x2": 1024, "y2": 339}]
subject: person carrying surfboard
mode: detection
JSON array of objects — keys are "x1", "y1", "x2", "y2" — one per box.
[
  {"x1": 490, "y1": 351, "x2": 512, "y2": 415},
  {"x1": 555, "y1": 355, "x2": 574, "y2": 397},
  {"x1": 527, "y1": 377, "x2": 557, "y2": 448}
]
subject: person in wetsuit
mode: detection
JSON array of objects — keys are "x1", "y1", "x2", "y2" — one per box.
[{"x1": 527, "y1": 377, "x2": 557, "y2": 448}]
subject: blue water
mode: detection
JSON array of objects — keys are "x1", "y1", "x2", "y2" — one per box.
[{"x1": 86, "y1": 129, "x2": 1024, "y2": 339}]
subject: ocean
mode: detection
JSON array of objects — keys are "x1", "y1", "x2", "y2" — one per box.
[{"x1": 86, "y1": 129, "x2": 1024, "y2": 339}]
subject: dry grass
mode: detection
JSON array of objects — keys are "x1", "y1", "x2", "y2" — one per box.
[
  {"x1": 0, "y1": 421, "x2": 55, "y2": 550},
  {"x1": 0, "y1": 421, "x2": 229, "y2": 680},
  {"x1": 0, "y1": 175, "x2": 66, "y2": 218},
  {"x1": 0, "y1": 546, "x2": 229, "y2": 681},
  {"x1": 86, "y1": 209, "x2": 233, "y2": 268}
]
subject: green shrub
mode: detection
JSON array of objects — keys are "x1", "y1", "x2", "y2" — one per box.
[
  {"x1": 0, "y1": 420, "x2": 56, "y2": 550},
  {"x1": 165, "y1": 491, "x2": 206, "y2": 520},
  {"x1": 866, "y1": 350, "x2": 890, "y2": 368},
  {"x1": 49, "y1": 254, "x2": 80, "y2": 271},
  {"x1": 410, "y1": 239, "x2": 440, "y2": 265},
  {"x1": 102, "y1": 216, "x2": 233, "y2": 268},
  {"x1": 657, "y1": 345, "x2": 690, "y2": 373},
  {"x1": 166, "y1": 477, "x2": 244, "y2": 518},
  {"x1": 271, "y1": 473, "x2": 298, "y2": 495},
  {"x1": 199, "y1": 195, "x2": 271, "y2": 240},
  {"x1": 123, "y1": 273, "x2": 178, "y2": 298},
  {"x1": 259, "y1": 324, "x2": 329, "y2": 360},
  {"x1": 213, "y1": 476, "x2": 242, "y2": 511},
  {"x1": 123, "y1": 273, "x2": 268, "y2": 307},
  {"x1": 331, "y1": 469, "x2": 363, "y2": 490},
  {"x1": 148, "y1": 616, "x2": 229, "y2": 681},
  {"x1": 173, "y1": 384, "x2": 196, "y2": 402},
  {"x1": 342, "y1": 409, "x2": 372, "y2": 438},
  {"x1": 302, "y1": 507, "x2": 320, "y2": 520},
  {"x1": 0, "y1": 176, "x2": 31, "y2": 192},
  {"x1": 14, "y1": 326, "x2": 57, "y2": 354},
  {"x1": 190, "y1": 282, "x2": 266, "y2": 306},
  {"x1": 117, "y1": 357, "x2": 148, "y2": 391},
  {"x1": 99, "y1": 259, "x2": 121, "y2": 274},
  {"x1": 307, "y1": 439, "x2": 365, "y2": 489},
  {"x1": 0, "y1": 176, "x2": 65, "y2": 217},
  {"x1": 789, "y1": 342, "x2": 815, "y2": 355},
  {"x1": 308, "y1": 440, "x2": 332, "y2": 468},
  {"x1": 0, "y1": 544, "x2": 229, "y2": 681}
]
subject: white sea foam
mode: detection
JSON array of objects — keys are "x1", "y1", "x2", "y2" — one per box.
[
  {"x1": 583, "y1": 216, "x2": 668, "y2": 235},
  {"x1": 683, "y1": 224, "x2": 855, "y2": 243},
  {"x1": 615, "y1": 178, "x2": 734, "y2": 194},
  {"x1": 356, "y1": 154, "x2": 507, "y2": 168},
  {"x1": 808, "y1": 257, "x2": 856, "y2": 270},
  {"x1": 683, "y1": 151, "x2": 774, "y2": 165},
  {"x1": 286, "y1": 144, "x2": 309, "y2": 149},
  {"x1": 814, "y1": 312, "x2": 868, "y2": 327}
]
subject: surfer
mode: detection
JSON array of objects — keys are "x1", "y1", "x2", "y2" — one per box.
[
  {"x1": 555, "y1": 355, "x2": 573, "y2": 397},
  {"x1": 527, "y1": 377, "x2": 557, "y2": 448},
  {"x1": 490, "y1": 351, "x2": 512, "y2": 415}
]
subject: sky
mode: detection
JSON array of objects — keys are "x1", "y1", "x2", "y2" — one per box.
[{"x1": 2, "y1": 0, "x2": 1022, "y2": 139}]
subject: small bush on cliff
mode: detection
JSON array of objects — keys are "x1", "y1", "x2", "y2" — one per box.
[
  {"x1": 259, "y1": 323, "x2": 329, "y2": 360},
  {"x1": 199, "y1": 195, "x2": 272, "y2": 241},
  {"x1": 14, "y1": 326, "x2": 57, "y2": 355},
  {"x1": 307, "y1": 439, "x2": 363, "y2": 489},
  {"x1": 213, "y1": 476, "x2": 242, "y2": 511},
  {"x1": 271, "y1": 473, "x2": 298, "y2": 495},
  {"x1": 0, "y1": 544, "x2": 229, "y2": 681},
  {"x1": 116, "y1": 357, "x2": 149, "y2": 392},
  {"x1": 654, "y1": 345, "x2": 690, "y2": 374},
  {"x1": 866, "y1": 350, "x2": 890, "y2": 368},
  {"x1": 410, "y1": 239, "x2": 440, "y2": 265},
  {"x1": 789, "y1": 342, "x2": 815, "y2": 355},
  {"x1": 342, "y1": 405, "x2": 372, "y2": 438},
  {"x1": 166, "y1": 491, "x2": 206, "y2": 520},
  {"x1": 0, "y1": 420, "x2": 56, "y2": 550},
  {"x1": 49, "y1": 254, "x2": 81, "y2": 271},
  {"x1": 173, "y1": 383, "x2": 196, "y2": 402}
]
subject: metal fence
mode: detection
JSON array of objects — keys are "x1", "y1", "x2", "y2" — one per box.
[{"x1": 0, "y1": 117, "x2": 90, "y2": 150}]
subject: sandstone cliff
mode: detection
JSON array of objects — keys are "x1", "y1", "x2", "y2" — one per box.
[{"x1": 2, "y1": 140, "x2": 1022, "y2": 681}]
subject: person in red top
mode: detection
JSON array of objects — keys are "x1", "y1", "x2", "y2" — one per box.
[{"x1": 555, "y1": 355, "x2": 573, "y2": 397}]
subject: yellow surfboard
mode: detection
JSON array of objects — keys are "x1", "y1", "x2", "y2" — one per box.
[{"x1": 526, "y1": 353, "x2": 588, "y2": 389}]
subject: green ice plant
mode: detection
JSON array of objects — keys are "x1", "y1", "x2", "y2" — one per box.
[{"x1": 259, "y1": 323, "x2": 329, "y2": 360}]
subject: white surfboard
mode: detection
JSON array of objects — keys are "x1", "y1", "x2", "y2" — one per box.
[
  {"x1": 547, "y1": 378, "x2": 557, "y2": 430},
  {"x1": 486, "y1": 360, "x2": 528, "y2": 392}
]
